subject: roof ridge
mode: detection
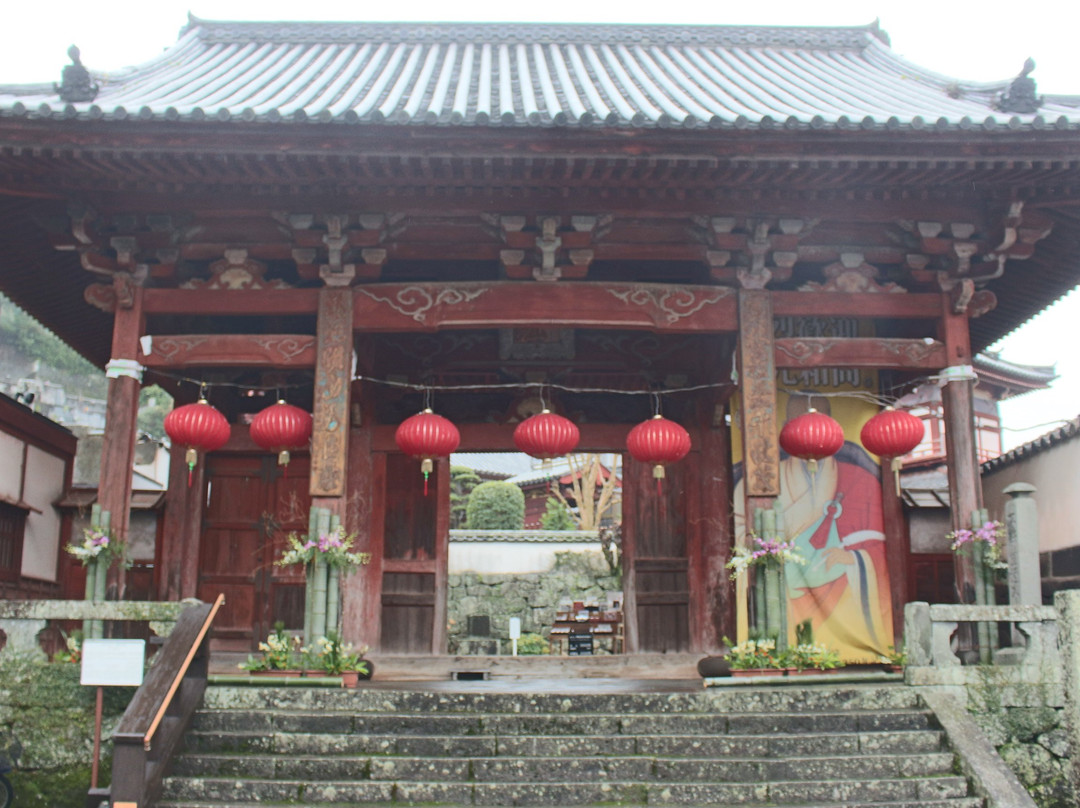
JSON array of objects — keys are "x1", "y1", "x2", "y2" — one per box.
[{"x1": 183, "y1": 17, "x2": 881, "y2": 50}]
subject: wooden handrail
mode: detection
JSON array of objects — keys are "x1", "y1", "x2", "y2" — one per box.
[
  {"x1": 143, "y1": 593, "x2": 224, "y2": 751},
  {"x1": 105, "y1": 594, "x2": 225, "y2": 808}
]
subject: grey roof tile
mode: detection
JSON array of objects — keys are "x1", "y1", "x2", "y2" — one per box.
[{"x1": 2, "y1": 19, "x2": 1078, "y2": 131}]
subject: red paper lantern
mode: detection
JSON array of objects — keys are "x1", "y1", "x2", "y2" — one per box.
[
  {"x1": 626, "y1": 415, "x2": 691, "y2": 494},
  {"x1": 860, "y1": 407, "x2": 925, "y2": 492},
  {"x1": 513, "y1": 409, "x2": 580, "y2": 459},
  {"x1": 164, "y1": 399, "x2": 231, "y2": 486},
  {"x1": 250, "y1": 400, "x2": 312, "y2": 470},
  {"x1": 778, "y1": 408, "x2": 844, "y2": 472},
  {"x1": 395, "y1": 408, "x2": 461, "y2": 495}
]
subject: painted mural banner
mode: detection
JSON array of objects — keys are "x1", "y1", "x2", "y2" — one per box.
[{"x1": 732, "y1": 316, "x2": 895, "y2": 662}]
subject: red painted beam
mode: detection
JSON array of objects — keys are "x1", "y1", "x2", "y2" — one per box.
[
  {"x1": 140, "y1": 334, "x2": 316, "y2": 368},
  {"x1": 774, "y1": 337, "x2": 947, "y2": 370}
]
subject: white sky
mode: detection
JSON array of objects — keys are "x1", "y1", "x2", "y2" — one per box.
[{"x1": 2, "y1": 0, "x2": 1077, "y2": 449}]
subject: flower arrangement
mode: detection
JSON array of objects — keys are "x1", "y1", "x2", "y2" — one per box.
[
  {"x1": 53, "y1": 632, "x2": 83, "y2": 664},
  {"x1": 722, "y1": 634, "x2": 844, "y2": 672},
  {"x1": 276, "y1": 527, "x2": 371, "y2": 571},
  {"x1": 948, "y1": 520, "x2": 1007, "y2": 569},
  {"x1": 309, "y1": 631, "x2": 370, "y2": 676},
  {"x1": 239, "y1": 623, "x2": 305, "y2": 672},
  {"x1": 64, "y1": 526, "x2": 129, "y2": 568},
  {"x1": 722, "y1": 637, "x2": 786, "y2": 670},
  {"x1": 726, "y1": 535, "x2": 806, "y2": 579}
]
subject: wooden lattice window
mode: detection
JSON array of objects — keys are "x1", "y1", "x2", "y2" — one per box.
[{"x1": 0, "y1": 502, "x2": 26, "y2": 581}]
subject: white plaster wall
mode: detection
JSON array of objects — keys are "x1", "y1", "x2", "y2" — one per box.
[
  {"x1": 21, "y1": 445, "x2": 65, "y2": 581},
  {"x1": 0, "y1": 431, "x2": 24, "y2": 501},
  {"x1": 449, "y1": 541, "x2": 604, "y2": 574},
  {"x1": 983, "y1": 438, "x2": 1080, "y2": 554}
]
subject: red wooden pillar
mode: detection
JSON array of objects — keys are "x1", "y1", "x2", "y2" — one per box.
[
  {"x1": 341, "y1": 379, "x2": 381, "y2": 650},
  {"x1": 737, "y1": 288, "x2": 780, "y2": 523},
  {"x1": 99, "y1": 276, "x2": 145, "y2": 600},
  {"x1": 159, "y1": 422, "x2": 205, "y2": 601},
  {"x1": 694, "y1": 399, "x2": 735, "y2": 653},
  {"x1": 940, "y1": 303, "x2": 982, "y2": 604},
  {"x1": 310, "y1": 281, "x2": 354, "y2": 519},
  {"x1": 881, "y1": 460, "x2": 909, "y2": 641}
]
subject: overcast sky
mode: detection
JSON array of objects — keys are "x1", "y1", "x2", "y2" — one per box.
[{"x1": 1, "y1": 1, "x2": 1077, "y2": 448}]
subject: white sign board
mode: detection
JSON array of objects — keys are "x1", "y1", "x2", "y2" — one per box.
[
  {"x1": 80, "y1": 639, "x2": 146, "y2": 687},
  {"x1": 508, "y1": 617, "x2": 521, "y2": 640}
]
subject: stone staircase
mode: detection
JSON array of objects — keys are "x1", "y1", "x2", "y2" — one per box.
[{"x1": 159, "y1": 683, "x2": 983, "y2": 808}]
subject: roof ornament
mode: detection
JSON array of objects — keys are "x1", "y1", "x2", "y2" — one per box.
[
  {"x1": 997, "y1": 58, "x2": 1042, "y2": 114},
  {"x1": 56, "y1": 45, "x2": 99, "y2": 103}
]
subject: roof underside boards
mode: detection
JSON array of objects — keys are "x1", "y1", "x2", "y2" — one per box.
[{"x1": 2, "y1": 20, "x2": 1078, "y2": 131}]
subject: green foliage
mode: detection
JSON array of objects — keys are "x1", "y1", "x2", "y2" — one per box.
[
  {"x1": 516, "y1": 633, "x2": 550, "y2": 655},
  {"x1": 137, "y1": 385, "x2": 173, "y2": 440},
  {"x1": 540, "y1": 497, "x2": 576, "y2": 531},
  {"x1": 795, "y1": 618, "x2": 814, "y2": 646},
  {"x1": 0, "y1": 293, "x2": 105, "y2": 397},
  {"x1": 450, "y1": 466, "x2": 483, "y2": 528},
  {"x1": 465, "y1": 481, "x2": 525, "y2": 530}
]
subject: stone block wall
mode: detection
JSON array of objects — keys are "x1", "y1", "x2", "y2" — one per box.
[{"x1": 447, "y1": 550, "x2": 620, "y2": 655}]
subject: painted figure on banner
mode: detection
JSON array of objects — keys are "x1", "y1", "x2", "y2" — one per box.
[{"x1": 734, "y1": 391, "x2": 895, "y2": 661}]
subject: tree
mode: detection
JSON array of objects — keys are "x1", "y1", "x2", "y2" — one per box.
[
  {"x1": 137, "y1": 385, "x2": 173, "y2": 441},
  {"x1": 550, "y1": 454, "x2": 621, "y2": 530},
  {"x1": 449, "y1": 466, "x2": 482, "y2": 528},
  {"x1": 465, "y1": 481, "x2": 525, "y2": 530},
  {"x1": 540, "y1": 496, "x2": 576, "y2": 531}
]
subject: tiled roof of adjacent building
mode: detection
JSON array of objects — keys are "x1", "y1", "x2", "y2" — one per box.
[
  {"x1": 981, "y1": 416, "x2": 1080, "y2": 473},
  {"x1": 2, "y1": 17, "x2": 1078, "y2": 131}
]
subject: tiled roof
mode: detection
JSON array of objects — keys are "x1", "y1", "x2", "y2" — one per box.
[
  {"x1": 2, "y1": 18, "x2": 1078, "y2": 131},
  {"x1": 449, "y1": 529, "x2": 600, "y2": 543},
  {"x1": 982, "y1": 416, "x2": 1080, "y2": 473},
  {"x1": 452, "y1": 452, "x2": 537, "y2": 478}
]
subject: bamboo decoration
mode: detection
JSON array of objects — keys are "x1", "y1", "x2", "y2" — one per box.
[
  {"x1": 82, "y1": 505, "x2": 109, "y2": 639},
  {"x1": 326, "y1": 514, "x2": 341, "y2": 636},
  {"x1": 971, "y1": 508, "x2": 998, "y2": 663}
]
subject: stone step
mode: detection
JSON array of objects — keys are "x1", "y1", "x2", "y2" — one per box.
[
  {"x1": 190, "y1": 708, "x2": 936, "y2": 736},
  {"x1": 162, "y1": 801, "x2": 982, "y2": 808},
  {"x1": 183, "y1": 728, "x2": 945, "y2": 758},
  {"x1": 161, "y1": 776, "x2": 976, "y2": 806},
  {"x1": 173, "y1": 751, "x2": 957, "y2": 783},
  {"x1": 201, "y1": 684, "x2": 923, "y2": 715}
]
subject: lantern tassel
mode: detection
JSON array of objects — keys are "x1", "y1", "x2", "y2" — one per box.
[
  {"x1": 185, "y1": 447, "x2": 197, "y2": 488},
  {"x1": 279, "y1": 449, "x2": 290, "y2": 478},
  {"x1": 421, "y1": 458, "x2": 434, "y2": 497},
  {"x1": 891, "y1": 456, "x2": 903, "y2": 497},
  {"x1": 807, "y1": 458, "x2": 818, "y2": 475}
]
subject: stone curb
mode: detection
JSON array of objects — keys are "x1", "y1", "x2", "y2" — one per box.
[{"x1": 919, "y1": 689, "x2": 1038, "y2": 808}]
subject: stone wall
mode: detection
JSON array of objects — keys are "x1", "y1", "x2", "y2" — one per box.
[
  {"x1": 447, "y1": 550, "x2": 620, "y2": 654},
  {"x1": 962, "y1": 666, "x2": 1073, "y2": 808},
  {"x1": 0, "y1": 653, "x2": 127, "y2": 807}
]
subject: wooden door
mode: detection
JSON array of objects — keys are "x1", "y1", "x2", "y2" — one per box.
[
  {"x1": 198, "y1": 454, "x2": 311, "y2": 651},
  {"x1": 379, "y1": 454, "x2": 447, "y2": 653},
  {"x1": 623, "y1": 455, "x2": 692, "y2": 653}
]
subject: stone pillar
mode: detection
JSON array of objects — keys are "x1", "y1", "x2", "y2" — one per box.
[
  {"x1": 1004, "y1": 482, "x2": 1041, "y2": 606},
  {"x1": 1053, "y1": 590, "x2": 1080, "y2": 799}
]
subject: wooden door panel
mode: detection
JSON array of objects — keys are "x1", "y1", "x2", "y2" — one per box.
[
  {"x1": 380, "y1": 572, "x2": 435, "y2": 653},
  {"x1": 624, "y1": 456, "x2": 692, "y2": 653},
  {"x1": 200, "y1": 454, "x2": 311, "y2": 649}
]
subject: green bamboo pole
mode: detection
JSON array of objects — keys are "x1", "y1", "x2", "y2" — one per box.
[
  {"x1": 303, "y1": 507, "x2": 320, "y2": 641},
  {"x1": 83, "y1": 504, "x2": 102, "y2": 638},
  {"x1": 971, "y1": 509, "x2": 992, "y2": 663},
  {"x1": 311, "y1": 508, "x2": 332, "y2": 638},
  {"x1": 774, "y1": 500, "x2": 789, "y2": 651},
  {"x1": 326, "y1": 514, "x2": 341, "y2": 635},
  {"x1": 91, "y1": 510, "x2": 110, "y2": 638},
  {"x1": 752, "y1": 507, "x2": 765, "y2": 636}
]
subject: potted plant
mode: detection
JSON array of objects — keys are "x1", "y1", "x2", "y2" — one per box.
[
  {"x1": 722, "y1": 635, "x2": 788, "y2": 676},
  {"x1": 309, "y1": 631, "x2": 373, "y2": 687},
  {"x1": 880, "y1": 644, "x2": 907, "y2": 673},
  {"x1": 239, "y1": 622, "x2": 305, "y2": 676}
]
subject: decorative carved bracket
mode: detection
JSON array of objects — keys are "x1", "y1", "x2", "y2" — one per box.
[
  {"x1": 282, "y1": 211, "x2": 398, "y2": 283},
  {"x1": 798, "y1": 253, "x2": 905, "y2": 294},
  {"x1": 182, "y1": 249, "x2": 290, "y2": 290},
  {"x1": 702, "y1": 216, "x2": 812, "y2": 287},
  {"x1": 489, "y1": 213, "x2": 610, "y2": 281}
]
